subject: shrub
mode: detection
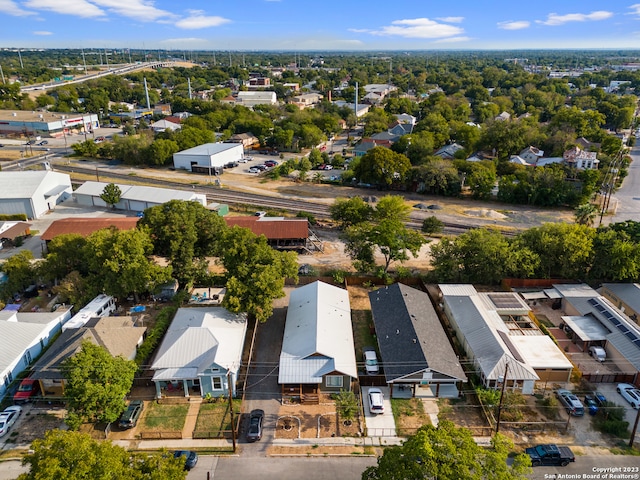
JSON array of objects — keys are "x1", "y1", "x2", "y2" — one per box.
[
  {"x1": 593, "y1": 402, "x2": 630, "y2": 438},
  {"x1": 296, "y1": 211, "x2": 317, "y2": 225},
  {"x1": 422, "y1": 216, "x2": 444, "y2": 234},
  {"x1": 134, "y1": 306, "x2": 177, "y2": 366}
]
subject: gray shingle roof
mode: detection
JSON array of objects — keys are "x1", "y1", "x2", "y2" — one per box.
[{"x1": 369, "y1": 283, "x2": 466, "y2": 383}]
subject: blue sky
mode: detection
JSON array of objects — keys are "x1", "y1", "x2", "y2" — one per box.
[{"x1": 1, "y1": 0, "x2": 639, "y2": 50}]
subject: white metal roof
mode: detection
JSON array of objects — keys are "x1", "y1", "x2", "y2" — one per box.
[
  {"x1": 0, "y1": 171, "x2": 70, "y2": 199},
  {"x1": 74, "y1": 181, "x2": 206, "y2": 205},
  {"x1": 278, "y1": 281, "x2": 357, "y2": 384},
  {"x1": 601, "y1": 283, "x2": 640, "y2": 315},
  {"x1": 151, "y1": 308, "x2": 247, "y2": 379},
  {"x1": 175, "y1": 143, "x2": 241, "y2": 156},
  {"x1": 561, "y1": 316, "x2": 610, "y2": 342},
  {"x1": 553, "y1": 283, "x2": 598, "y2": 298}
]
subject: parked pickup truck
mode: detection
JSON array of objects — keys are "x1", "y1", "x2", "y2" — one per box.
[{"x1": 525, "y1": 444, "x2": 575, "y2": 467}]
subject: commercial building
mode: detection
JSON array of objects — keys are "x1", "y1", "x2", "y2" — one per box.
[
  {"x1": 0, "y1": 110, "x2": 98, "y2": 138},
  {"x1": 173, "y1": 143, "x2": 245, "y2": 173}
]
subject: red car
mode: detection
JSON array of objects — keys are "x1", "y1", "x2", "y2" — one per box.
[{"x1": 13, "y1": 378, "x2": 40, "y2": 404}]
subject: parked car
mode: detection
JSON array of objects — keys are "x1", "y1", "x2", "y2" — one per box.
[
  {"x1": 555, "y1": 388, "x2": 584, "y2": 416},
  {"x1": 246, "y1": 409, "x2": 264, "y2": 442},
  {"x1": 37, "y1": 140, "x2": 48, "y2": 145},
  {"x1": 363, "y1": 347, "x2": 379, "y2": 375},
  {"x1": 617, "y1": 383, "x2": 640, "y2": 409},
  {"x1": 118, "y1": 400, "x2": 144, "y2": 429},
  {"x1": 593, "y1": 391, "x2": 607, "y2": 406},
  {"x1": 248, "y1": 167, "x2": 261, "y2": 173},
  {"x1": 525, "y1": 444, "x2": 575, "y2": 467},
  {"x1": 0, "y1": 406, "x2": 22, "y2": 438},
  {"x1": 588, "y1": 346, "x2": 606, "y2": 362},
  {"x1": 23, "y1": 284, "x2": 38, "y2": 298},
  {"x1": 173, "y1": 450, "x2": 198, "y2": 470},
  {"x1": 13, "y1": 378, "x2": 40, "y2": 404},
  {"x1": 368, "y1": 388, "x2": 384, "y2": 415},
  {"x1": 264, "y1": 160, "x2": 278, "y2": 167},
  {"x1": 583, "y1": 394, "x2": 599, "y2": 415}
]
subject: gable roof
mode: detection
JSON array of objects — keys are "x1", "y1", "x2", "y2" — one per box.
[
  {"x1": 279, "y1": 281, "x2": 357, "y2": 384},
  {"x1": 41, "y1": 217, "x2": 139, "y2": 241},
  {"x1": 151, "y1": 308, "x2": 247, "y2": 381},
  {"x1": 224, "y1": 216, "x2": 308, "y2": 240},
  {"x1": 369, "y1": 283, "x2": 466, "y2": 383},
  {"x1": 30, "y1": 316, "x2": 145, "y2": 381},
  {"x1": 434, "y1": 143, "x2": 464, "y2": 159},
  {"x1": 0, "y1": 222, "x2": 31, "y2": 240},
  {"x1": 0, "y1": 171, "x2": 70, "y2": 199}
]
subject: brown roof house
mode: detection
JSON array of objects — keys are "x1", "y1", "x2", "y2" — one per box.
[
  {"x1": 41, "y1": 217, "x2": 140, "y2": 241},
  {"x1": 30, "y1": 316, "x2": 146, "y2": 399},
  {"x1": 224, "y1": 216, "x2": 322, "y2": 252}
]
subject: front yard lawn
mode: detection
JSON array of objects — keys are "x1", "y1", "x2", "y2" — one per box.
[
  {"x1": 391, "y1": 398, "x2": 430, "y2": 436},
  {"x1": 193, "y1": 399, "x2": 240, "y2": 438},
  {"x1": 142, "y1": 402, "x2": 188, "y2": 432}
]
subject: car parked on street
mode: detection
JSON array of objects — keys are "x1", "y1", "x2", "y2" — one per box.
[
  {"x1": 368, "y1": 388, "x2": 384, "y2": 415},
  {"x1": 173, "y1": 450, "x2": 198, "y2": 470},
  {"x1": 246, "y1": 409, "x2": 264, "y2": 442},
  {"x1": 0, "y1": 406, "x2": 22, "y2": 438},
  {"x1": 556, "y1": 388, "x2": 584, "y2": 416},
  {"x1": 363, "y1": 347, "x2": 379, "y2": 375},
  {"x1": 617, "y1": 383, "x2": 640, "y2": 409}
]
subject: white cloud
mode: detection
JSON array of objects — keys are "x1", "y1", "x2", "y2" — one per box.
[
  {"x1": 436, "y1": 16, "x2": 464, "y2": 23},
  {"x1": 175, "y1": 14, "x2": 230, "y2": 29},
  {"x1": 498, "y1": 20, "x2": 530, "y2": 30},
  {"x1": 537, "y1": 10, "x2": 613, "y2": 26},
  {"x1": 628, "y1": 4, "x2": 640, "y2": 16},
  {"x1": 369, "y1": 18, "x2": 464, "y2": 39},
  {"x1": 0, "y1": 0, "x2": 36, "y2": 16},
  {"x1": 433, "y1": 36, "x2": 471, "y2": 43},
  {"x1": 33, "y1": 30, "x2": 53, "y2": 35},
  {"x1": 92, "y1": 0, "x2": 173, "y2": 21},
  {"x1": 24, "y1": 0, "x2": 105, "y2": 17},
  {"x1": 160, "y1": 37, "x2": 206, "y2": 45},
  {"x1": 348, "y1": 28, "x2": 369, "y2": 33}
]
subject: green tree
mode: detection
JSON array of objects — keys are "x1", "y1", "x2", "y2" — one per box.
[
  {"x1": 574, "y1": 203, "x2": 598, "y2": 226},
  {"x1": 17, "y1": 430, "x2": 186, "y2": 480},
  {"x1": 100, "y1": 183, "x2": 122, "y2": 209},
  {"x1": 84, "y1": 227, "x2": 171, "y2": 301},
  {"x1": 590, "y1": 228, "x2": 640, "y2": 281},
  {"x1": 145, "y1": 139, "x2": 179, "y2": 166},
  {"x1": 467, "y1": 165, "x2": 497, "y2": 200},
  {"x1": 334, "y1": 389, "x2": 358, "y2": 423},
  {"x1": 140, "y1": 200, "x2": 226, "y2": 287},
  {"x1": 62, "y1": 342, "x2": 138, "y2": 429},
  {"x1": 421, "y1": 216, "x2": 444, "y2": 234},
  {"x1": 39, "y1": 234, "x2": 89, "y2": 283},
  {"x1": 362, "y1": 420, "x2": 531, "y2": 480},
  {"x1": 218, "y1": 226, "x2": 299, "y2": 322},
  {"x1": 0, "y1": 250, "x2": 34, "y2": 302},
  {"x1": 344, "y1": 196, "x2": 426, "y2": 274},
  {"x1": 330, "y1": 197, "x2": 374, "y2": 229},
  {"x1": 354, "y1": 147, "x2": 411, "y2": 187}
]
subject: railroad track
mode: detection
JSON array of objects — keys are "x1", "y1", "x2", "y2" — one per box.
[{"x1": 56, "y1": 163, "x2": 502, "y2": 236}]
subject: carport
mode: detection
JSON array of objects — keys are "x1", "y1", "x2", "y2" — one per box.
[{"x1": 561, "y1": 315, "x2": 609, "y2": 351}]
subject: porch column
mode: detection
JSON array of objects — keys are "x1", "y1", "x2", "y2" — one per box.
[
  {"x1": 183, "y1": 379, "x2": 189, "y2": 397},
  {"x1": 154, "y1": 382, "x2": 162, "y2": 399}
]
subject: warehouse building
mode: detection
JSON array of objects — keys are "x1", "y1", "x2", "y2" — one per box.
[
  {"x1": 173, "y1": 143, "x2": 245, "y2": 174},
  {"x1": 0, "y1": 171, "x2": 72, "y2": 219},
  {"x1": 73, "y1": 181, "x2": 206, "y2": 212}
]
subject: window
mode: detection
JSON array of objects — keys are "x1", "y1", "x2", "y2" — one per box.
[
  {"x1": 212, "y1": 377, "x2": 223, "y2": 390},
  {"x1": 325, "y1": 375, "x2": 343, "y2": 388}
]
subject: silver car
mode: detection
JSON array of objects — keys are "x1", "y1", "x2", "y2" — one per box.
[{"x1": 617, "y1": 383, "x2": 640, "y2": 409}]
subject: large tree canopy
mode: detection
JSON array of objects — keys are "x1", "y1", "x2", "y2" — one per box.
[
  {"x1": 362, "y1": 420, "x2": 531, "y2": 480},
  {"x1": 354, "y1": 147, "x2": 412, "y2": 187},
  {"x1": 18, "y1": 430, "x2": 186, "y2": 480},
  {"x1": 62, "y1": 342, "x2": 138, "y2": 430}
]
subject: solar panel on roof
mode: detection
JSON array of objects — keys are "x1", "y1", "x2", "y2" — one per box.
[
  {"x1": 625, "y1": 331, "x2": 638, "y2": 341},
  {"x1": 589, "y1": 298, "x2": 598, "y2": 306},
  {"x1": 633, "y1": 338, "x2": 640, "y2": 347}
]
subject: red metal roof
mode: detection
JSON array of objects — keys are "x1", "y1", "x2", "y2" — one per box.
[
  {"x1": 224, "y1": 217, "x2": 308, "y2": 240},
  {"x1": 41, "y1": 217, "x2": 140, "y2": 241}
]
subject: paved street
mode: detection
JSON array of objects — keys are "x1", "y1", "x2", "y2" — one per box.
[{"x1": 607, "y1": 143, "x2": 640, "y2": 224}]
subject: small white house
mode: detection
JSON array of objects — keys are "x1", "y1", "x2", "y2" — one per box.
[
  {"x1": 0, "y1": 171, "x2": 72, "y2": 219},
  {"x1": 173, "y1": 143, "x2": 245, "y2": 173}
]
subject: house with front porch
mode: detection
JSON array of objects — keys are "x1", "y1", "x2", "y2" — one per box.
[
  {"x1": 150, "y1": 307, "x2": 247, "y2": 399},
  {"x1": 278, "y1": 281, "x2": 357, "y2": 403},
  {"x1": 369, "y1": 283, "x2": 467, "y2": 398}
]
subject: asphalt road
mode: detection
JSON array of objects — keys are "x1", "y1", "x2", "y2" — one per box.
[{"x1": 608, "y1": 143, "x2": 640, "y2": 224}]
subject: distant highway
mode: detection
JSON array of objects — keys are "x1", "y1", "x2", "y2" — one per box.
[{"x1": 20, "y1": 61, "x2": 177, "y2": 93}]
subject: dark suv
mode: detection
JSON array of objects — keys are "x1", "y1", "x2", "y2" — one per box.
[{"x1": 118, "y1": 400, "x2": 144, "y2": 429}]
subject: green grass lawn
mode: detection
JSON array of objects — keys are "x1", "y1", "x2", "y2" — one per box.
[
  {"x1": 194, "y1": 399, "x2": 240, "y2": 437},
  {"x1": 352, "y1": 309, "x2": 376, "y2": 359},
  {"x1": 142, "y1": 402, "x2": 189, "y2": 432}
]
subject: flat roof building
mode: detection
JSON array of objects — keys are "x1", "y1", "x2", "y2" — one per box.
[{"x1": 0, "y1": 110, "x2": 98, "y2": 138}]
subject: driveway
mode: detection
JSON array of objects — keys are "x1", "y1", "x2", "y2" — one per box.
[
  {"x1": 362, "y1": 386, "x2": 397, "y2": 437},
  {"x1": 593, "y1": 383, "x2": 640, "y2": 437}
]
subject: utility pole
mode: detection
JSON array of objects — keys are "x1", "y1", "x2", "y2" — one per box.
[
  {"x1": 227, "y1": 372, "x2": 236, "y2": 452},
  {"x1": 81, "y1": 48, "x2": 88, "y2": 76},
  {"x1": 495, "y1": 361, "x2": 509, "y2": 434},
  {"x1": 17, "y1": 49, "x2": 23, "y2": 69},
  {"x1": 630, "y1": 407, "x2": 640, "y2": 448},
  {"x1": 0, "y1": 64, "x2": 5, "y2": 84}
]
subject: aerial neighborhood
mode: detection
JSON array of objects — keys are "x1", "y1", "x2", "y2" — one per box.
[{"x1": 1, "y1": 43, "x2": 640, "y2": 479}]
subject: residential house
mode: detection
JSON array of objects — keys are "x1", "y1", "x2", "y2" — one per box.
[
  {"x1": 0, "y1": 307, "x2": 72, "y2": 400},
  {"x1": 519, "y1": 146, "x2": 544, "y2": 165},
  {"x1": 494, "y1": 111, "x2": 511, "y2": 121},
  {"x1": 550, "y1": 284, "x2": 640, "y2": 384},
  {"x1": 150, "y1": 119, "x2": 181, "y2": 133},
  {"x1": 369, "y1": 283, "x2": 467, "y2": 398},
  {"x1": 226, "y1": 132, "x2": 259, "y2": 149},
  {"x1": 29, "y1": 316, "x2": 145, "y2": 399},
  {"x1": 279, "y1": 281, "x2": 357, "y2": 402},
  {"x1": 576, "y1": 137, "x2": 601, "y2": 151},
  {"x1": 600, "y1": 283, "x2": 640, "y2": 326},
  {"x1": 434, "y1": 143, "x2": 464, "y2": 160},
  {"x1": 151, "y1": 308, "x2": 247, "y2": 398},
  {"x1": 439, "y1": 284, "x2": 573, "y2": 393},
  {"x1": 291, "y1": 93, "x2": 323, "y2": 109},
  {"x1": 0, "y1": 221, "x2": 31, "y2": 248},
  {"x1": 282, "y1": 83, "x2": 300, "y2": 92},
  {"x1": 563, "y1": 146, "x2": 599, "y2": 170},
  {"x1": 353, "y1": 139, "x2": 392, "y2": 157}
]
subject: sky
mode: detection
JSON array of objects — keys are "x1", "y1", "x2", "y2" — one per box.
[{"x1": 0, "y1": 0, "x2": 640, "y2": 51}]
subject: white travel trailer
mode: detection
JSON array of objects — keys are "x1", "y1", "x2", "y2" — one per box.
[{"x1": 62, "y1": 294, "x2": 116, "y2": 331}]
